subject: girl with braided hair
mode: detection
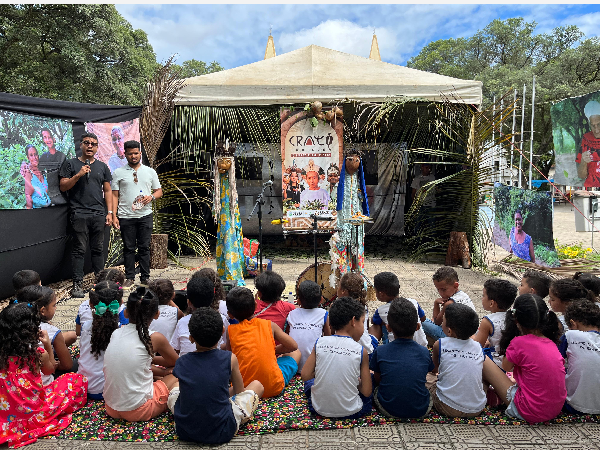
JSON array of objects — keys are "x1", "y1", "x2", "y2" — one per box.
[
  {"x1": 78, "y1": 281, "x2": 123, "y2": 400},
  {"x1": 103, "y1": 287, "x2": 179, "y2": 422},
  {"x1": 0, "y1": 302, "x2": 87, "y2": 448}
]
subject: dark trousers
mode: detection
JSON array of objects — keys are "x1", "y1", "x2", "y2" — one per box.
[
  {"x1": 120, "y1": 213, "x2": 153, "y2": 281},
  {"x1": 70, "y1": 212, "x2": 106, "y2": 283}
]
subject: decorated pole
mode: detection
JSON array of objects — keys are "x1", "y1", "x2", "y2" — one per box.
[
  {"x1": 529, "y1": 75, "x2": 536, "y2": 190},
  {"x1": 510, "y1": 89, "x2": 517, "y2": 186},
  {"x1": 519, "y1": 84, "x2": 526, "y2": 188}
]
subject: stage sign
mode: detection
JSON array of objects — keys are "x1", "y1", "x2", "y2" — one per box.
[
  {"x1": 493, "y1": 183, "x2": 559, "y2": 267},
  {"x1": 86, "y1": 119, "x2": 140, "y2": 174},
  {"x1": 280, "y1": 108, "x2": 343, "y2": 231},
  {"x1": 0, "y1": 110, "x2": 75, "y2": 209},
  {"x1": 552, "y1": 90, "x2": 600, "y2": 187}
]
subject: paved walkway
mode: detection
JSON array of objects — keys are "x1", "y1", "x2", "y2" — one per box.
[{"x1": 30, "y1": 204, "x2": 600, "y2": 449}]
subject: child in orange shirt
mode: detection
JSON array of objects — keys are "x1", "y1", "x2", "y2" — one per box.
[{"x1": 226, "y1": 286, "x2": 300, "y2": 398}]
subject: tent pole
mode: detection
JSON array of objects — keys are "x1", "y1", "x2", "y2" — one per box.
[
  {"x1": 492, "y1": 96, "x2": 496, "y2": 183},
  {"x1": 519, "y1": 85, "x2": 526, "y2": 189},
  {"x1": 510, "y1": 89, "x2": 517, "y2": 186},
  {"x1": 529, "y1": 75, "x2": 536, "y2": 190}
]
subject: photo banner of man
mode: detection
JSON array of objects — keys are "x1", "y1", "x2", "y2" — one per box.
[
  {"x1": 280, "y1": 107, "x2": 343, "y2": 231},
  {"x1": 493, "y1": 183, "x2": 560, "y2": 267},
  {"x1": 552, "y1": 90, "x2": 600, "y2": 187},
  {"x1": 85, "y1": 119, "x2": 141, "y2": 174},
  {"x1": 0, "y1": 109, "x2": 75, "y2": 209}
]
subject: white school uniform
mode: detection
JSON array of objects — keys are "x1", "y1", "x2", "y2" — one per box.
[
  {"x1": 150, "y1": 304, "x2": 179, "y2": 341},
  {"x1": 358, "y1": 305, "x2": 374, "y2": 354},
  {"x1": 287, "y1": 307, "x2": 328, "y2": 372},
  {"x1": 372, "y1": 299, "x2": 428, "y2": 347},
  {"x1": 311, "y1": 335, "x2": 364, "y2": 417},
  {"x1": 483, "y1": 311, "x2": 507, "y2": 366},
  {"x1": 39, "y1": 322, "x2": 61, "y2": 386},
  {"x1": 437, "y1": 337, "x2": 486, "y2": 414},
  {"x1": 78, "y1": 320, "x2": 108, "y2": 395},
  {"x1": 564, "y1": 330, "x2": 600, "y2": 414},
  {"x1": 450, "y1": 290, "x2": 476, "y2": 311},
  {"x1": 170, "y1": 311, "x2": 229, "y2": 356}
]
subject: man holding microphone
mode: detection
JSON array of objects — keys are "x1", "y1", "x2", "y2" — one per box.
[{"x1": 59, "y1": 133, "x2": 113, "y2": 298}]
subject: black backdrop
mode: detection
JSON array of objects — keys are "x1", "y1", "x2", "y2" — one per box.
[{"x1": 0, "y1": 92, "x2": 141, "y2": 299}]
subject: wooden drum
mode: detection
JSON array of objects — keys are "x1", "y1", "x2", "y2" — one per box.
[{"x1": 296, "y1": 262, "x2": 338, "y2": 308}]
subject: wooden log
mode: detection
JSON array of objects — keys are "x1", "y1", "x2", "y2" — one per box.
[
  {"x1": 150, "y1": 233, "x2": 169, "y2": 269},
  {"x1": 445, "y1": 231, "x2": 472, "y2": 269}
]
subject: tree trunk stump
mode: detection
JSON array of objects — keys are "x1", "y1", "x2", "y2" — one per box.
[
  {"x1": 446, "y1": 231, "x2": 472, "y2": 269},
  {"x1": 150, "y1": 234, "x2": 169, "y2": 269}
]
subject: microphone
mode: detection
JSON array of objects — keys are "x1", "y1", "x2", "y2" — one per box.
[
  {"x1": 85, "y1": 159, "x2": 90, "y2": 180},
  {"x1": 271, "y1": 218, "x2": 290, "y2": 225}
]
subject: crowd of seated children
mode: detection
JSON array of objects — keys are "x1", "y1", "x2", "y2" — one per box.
[
  {"x1": 11, "y1": 262, "x2": 600, "y2": 442},
  {"x1": 169, "y1": 307, "x2": 264, "y2": 444},
  {"x1": 226, "y1": 286, "x2": 300, "y2": 398},
  {"x1": 573, "y1": 272, "x2": 600, "y2": 304},
  {"x1": 287, "y1": 280, "x2": 330, "y2": 372},
  {"x1": 369, "y1": 271, "x2": 427, "y2": 347},
  {"x1": 78, "y1": 281, "x2": 123, "y2": 399},
  {"x1": 471, "y1": 279, "x2": 518, "y2": 367},
  {"x1": 301, "y1": 296, "x2": 373, "y2": 419},
  {"x1": 422, "y1": 267, "x2": 475, "y2": 342}
]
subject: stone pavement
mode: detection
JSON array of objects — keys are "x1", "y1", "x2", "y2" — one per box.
[{"x1": 32, "y1": 204, "x2": 600, "y2": 449}]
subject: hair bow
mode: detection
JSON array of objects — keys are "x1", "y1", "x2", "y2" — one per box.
[
  {"x1": 509, "y1": 307, "x2": 517, "y2": 314},
  {"x1": 95, "y1": 300, "x2": 120, "y2": 316}
]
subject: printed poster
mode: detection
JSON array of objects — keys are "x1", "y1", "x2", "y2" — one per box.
[
  {"x1": 281, "y1": 108, "x2": 343, "y2": 231},
  {"x1": 552, "y1": 90, "x2": 600, "y2": 187},
  {"x1": 493, "y1": 183, "x2": 560, "y2": 267},
  {"x1": 86, "y1": 119, "x2": 140, "y2": 174},
  {"x1": 0, "y1": 110, "x2": 75, "y2": 209}
]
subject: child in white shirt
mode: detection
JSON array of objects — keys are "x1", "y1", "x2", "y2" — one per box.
[
  {"x1": 287, "y1": 280, "x2": 330, "y2": 372},
  {"x1": 149, "y1": 279, "x2": 183, "y2": 341}
]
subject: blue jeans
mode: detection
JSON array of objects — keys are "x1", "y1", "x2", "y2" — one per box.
[{"x1": 422, "y1": 318, "x2": 446, "y2": 341}]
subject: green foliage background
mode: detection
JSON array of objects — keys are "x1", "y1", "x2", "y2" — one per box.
[{"x1": 0, "y1": 111, "x2": 74, "y2": 209}]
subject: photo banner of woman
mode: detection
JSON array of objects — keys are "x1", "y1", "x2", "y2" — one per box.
[
  {"x1": 0, "y1": 109, "x2": 75, "y2": 209},
  {"x1": 492, "y1": 183, "x2": 560, "y2": 267},
  {"x1": 552, "y1": 90, "x2": 600, "y2": 187},
  {"x1": 85, "y1": 119, "x2": 140, "y2": 174},
  {"x1": 213, "y1": 140, "x2": 246, "y2": 286},
  {"x1": 280, "y1": 105, "x2": 343, "y2": 231}
]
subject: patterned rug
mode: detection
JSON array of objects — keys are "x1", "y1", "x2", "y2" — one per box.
[{"x1": 51, "y1": 375, "x2": 600, "y2": 442}]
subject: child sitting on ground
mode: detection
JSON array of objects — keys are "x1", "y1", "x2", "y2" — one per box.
[
  {"x1": 12, "y1": 269, "x2": 41, "y2": 292},
  {"x1": 149, "y1": 279, "x2": 184, "y2": 342},
  {"x1": 548, "y1": 279, "x2": 594, "y2": 333},
  {"x1": 369, "y1": 271, "x2": 427, "y2": 347},
  {"x1": 170, "y1": 277, "x2": 216, "y2": 356},
  {"x1": 423, "y1": 267, "x2": 475, "y2": 342},
  {"x1": 169, "y1": 307, "x2": 264, "y2": 444},
  {"x1": 301, "y1": 296, "x2": 373, "y2": 418},
  {"x1": 78, "y1": 281, "x2": 123, "y2": 399},
  {"x1": 482, "y1": 294, "x2": 566, "y2": 423},
  {"x1": 519, "y1": 269, "x2": 551, "y2": 298},
  {"x1": 370, "y1": 298, "x2": 433, "y2": 419},
  {"x1": 103, "y1": 287, "x2": 179, "y2": 422},
  {"x1": 226, "y1": 286, "x2": 300, "y2": 398},
  {"x1": 337, "y1": 272, "x2": 377, "y2": 356},
  {"x1": 192, "y1": 267, "x2": 227, "y2": 314},
  {"x1": 253, "y1": 270, "x2": 295, "y2": 330},
  {"x1": 430, "y1": 303, "x2": 486, "y2": 418},
  {"x1": 560, "y1": 299, "x2": 600, "y2": 415},
  {"x1": 573, "y1": 272, "x2": 600, "y2": 305},
  {"x1": 471, "y1": 279, "x2": 518, "y2": 366},
  {"x1": 76, "y1": 268, "x2": 128, "y2": 336},
  {"x1": 287, "y1": 280, "x2": 330, "y2": 372},
  {"x1": 0, "y1": 302, "x2": 87, "y2": 448},
  {"x1": 17, "y1": 285, "x2": 76, "y2": 381}
]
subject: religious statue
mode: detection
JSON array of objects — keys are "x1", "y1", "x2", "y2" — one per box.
[
  {"x1": 213, "y1": 140, "x2": 246, "y2": 285},
  {"x1": 329, "y1": 147, "x2": 370, "y2": 286}
]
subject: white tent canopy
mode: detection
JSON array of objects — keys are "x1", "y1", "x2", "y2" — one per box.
[{"x1": 175, "y1": 45, "x2": 482, "y2": 106}]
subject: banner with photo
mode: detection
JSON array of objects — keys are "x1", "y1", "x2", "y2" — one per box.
[
  {"x1": 0, "y1": 110, "x2": 75, "y2": 209},
  {"x1": 85, "y1": 119, "x2": 140, "y2": 174},
  {"x1": 552, "y1": 90, "x2": 600, "y2": 187},
  {"x1": 493, "y1": 183, "x2": 559, "y2": 267},
  {"x1": 280, "y1": 107, "x2": 343, "y2": 231}
]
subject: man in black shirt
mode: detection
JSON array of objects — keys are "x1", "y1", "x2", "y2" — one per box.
[{"x1": 59, "y1": 132, "x2": 113, "y2": 298}]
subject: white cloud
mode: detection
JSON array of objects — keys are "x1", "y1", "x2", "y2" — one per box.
[{"x1": 561, "y1": 11, "x2": 600, "y2": 38}]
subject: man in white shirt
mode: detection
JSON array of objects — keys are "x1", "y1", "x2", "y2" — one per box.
[{"x1": 111, "y1": 141, "x2": 162, "y2": 287}]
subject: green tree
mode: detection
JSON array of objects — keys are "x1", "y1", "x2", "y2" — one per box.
[
  {"x1": 173, "y1": 59, "x2": 224, "y2": 78},
  {"x1": 0, "y1": 4, "x2": 159, "y2": 105},
  {"x1": 408, "y1": 18, "x2": 600, "y2": 179}
]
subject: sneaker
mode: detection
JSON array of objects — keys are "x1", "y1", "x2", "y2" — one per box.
[
  {"x1": 71, "y1": 282, "x2": 85, "y2": 298},
  {"x1": 140, "y1": 278, "x2": 149, "y2": 287},
  {"x1": 122, "y1": 279, "x2": 135, "y2": 289}
]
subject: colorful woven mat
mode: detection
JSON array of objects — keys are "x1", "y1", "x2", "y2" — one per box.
[{"x1": 51, "y1": 375, "x2": 600, "y2": 442}]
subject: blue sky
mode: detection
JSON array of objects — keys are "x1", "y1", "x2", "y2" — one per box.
[{"x1": 116, "y1": 4, "x2": 600, "y2": 70}]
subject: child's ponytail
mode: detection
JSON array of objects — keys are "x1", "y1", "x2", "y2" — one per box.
[
  {"x1": 127, "y1": 287, "x2": 159, "y2": 356},
  {"x1": 339, "y1": 273, "x2": 367, "y2": 306},
  {"x1": 89, "y1": 281, "x2": 121, "y2": 358},
  {"x1": 0, "y1": 302, "x2": 41, "y2": 372}
]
